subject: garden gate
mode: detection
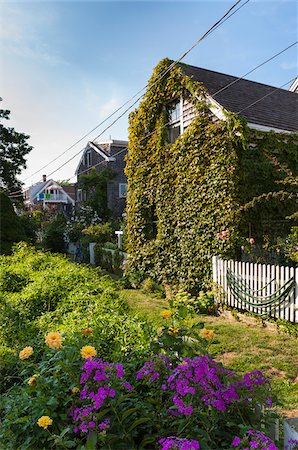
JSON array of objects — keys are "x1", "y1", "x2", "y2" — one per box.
[{"x1": 212, "y1": 256, "x2": 298, "y2": 323}]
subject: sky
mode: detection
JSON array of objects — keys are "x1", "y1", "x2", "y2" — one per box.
[{"x1": 0, "y1": 0, "x2": 297, "y2": 188}]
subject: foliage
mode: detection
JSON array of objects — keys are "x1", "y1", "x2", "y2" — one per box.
[
  {"x1": 0, "y1": 192, "x2": 27, "y2": 254},
  {"x1": 78, "y1": 168, "x2": 115, "y2": 220},
  {"x1": 0, "y1": 244, "x2": 151, "y2": 357},
  {"x1": 125, "y1": 58, "x2": 298, "y2": 292},
  {"x1": 284, "y1": 226, "x2": 298, "y2": 263},
  {"x1": 0, "y1": 331, "x2": 278, "y2": 450},
  {"x1": 82, "y1": 222, "x2": 112, "y2": 243},
  {"x1": 0, "y1": 102, "x2": 33, "y2": 192},
  {"x1": 42, "y1": 213, "x2": 66, "y2": 253}
]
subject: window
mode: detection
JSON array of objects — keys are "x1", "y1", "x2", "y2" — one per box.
[
  {"x1": 167, "y1": 99, "x2": 182, "y2": 144},
  {"x1": 84, "y1": 150, "x2": 92, "y2": 167},
  {"x1": 77, "y1": 189, "x2": 82, "y2": 202},
  {"x1": 119, "y1": 183, "x2": 128, "y2": 198}
]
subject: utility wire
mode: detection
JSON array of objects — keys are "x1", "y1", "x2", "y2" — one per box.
[
  {"x1": 11, "y1": 0, "x2": 247, "y2": 195},
  {"x1": 10, "y1": 74, "x2": 296, "y2": 199},
  {"x1": 212, "y1": 41, "x2": 297, "y2": 98},
  {"x1": 8, "y1": 71, "x2": 297, "y2": 199}
]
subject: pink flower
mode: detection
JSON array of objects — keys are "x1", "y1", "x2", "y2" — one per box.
[{"x1": 249, "y1": 238, "x2": 255, "y2": 245}]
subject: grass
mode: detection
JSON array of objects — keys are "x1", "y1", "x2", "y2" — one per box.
[{"x1": 121, "y1": 287, "x2": 298, "y2": 417}]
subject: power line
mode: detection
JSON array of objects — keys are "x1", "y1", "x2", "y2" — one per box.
[
  {"x1": 8, "y1": 70, "x2": 297, "y2": 200},
  {"x1": 237, "y1": 77, "x2": 296, "y2": 114},
  {"x1": 212, "y1": 41, "x2": 297, "y2": 98},
  {"x1": 11, "y1": 0, "x2": 248, "y2": 195},
  {"x1": 9, "y1": 74, "x2": 296, "y2": 199}
]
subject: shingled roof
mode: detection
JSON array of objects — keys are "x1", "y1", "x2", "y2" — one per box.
[{"x1": 179, "y1": 63, "x2": 298, "y2": 133}]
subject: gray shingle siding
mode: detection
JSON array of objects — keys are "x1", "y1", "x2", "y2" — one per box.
[{"x1": 76, "y1": 142, "x2": 128, "y2": 218}]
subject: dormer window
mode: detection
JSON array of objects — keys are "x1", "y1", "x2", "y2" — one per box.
[{"x1": 167, "y1": 99, "x2": 182, "y2": 143}]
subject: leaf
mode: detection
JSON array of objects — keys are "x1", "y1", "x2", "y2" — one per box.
[
  {"x1": 139, "y1": 436, "x2": 156, "y2": 449},
  {"x1": 121, "y1": 407, "x2": 139, "y2": 422},
  {"x1": 128, "y1": 417, "x2": 151, "y2": 433},
  {"x1": 85, "y1": 431, "x2": 97, "y2": 450}
]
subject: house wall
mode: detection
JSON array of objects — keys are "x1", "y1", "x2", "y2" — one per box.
[{"x1": 76, "y1": 144, "x2": 128, "y2": 219}]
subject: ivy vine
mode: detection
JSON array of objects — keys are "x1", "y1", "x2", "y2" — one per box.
[{"x1": 125, "y1": 58, "x2": 298, "y2": 292}]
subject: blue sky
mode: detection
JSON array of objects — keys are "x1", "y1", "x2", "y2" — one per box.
[{"x1": 0, "y1": 0, "x2": 297, "y2": 186}]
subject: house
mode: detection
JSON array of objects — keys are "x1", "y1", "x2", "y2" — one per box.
[
  {"x1": 75, "y1": 139, "x2": 128, "y2": 219},
  {"x1": 125, "y1": 59, "x2": 298, "y2": 291},
  {"x1": 24, "y1": 176, "x2": 75, "y2": 215}
]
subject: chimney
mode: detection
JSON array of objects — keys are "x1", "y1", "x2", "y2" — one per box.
[{"x1": 42, "y1": 174, "x2": 47, "y2": 182}]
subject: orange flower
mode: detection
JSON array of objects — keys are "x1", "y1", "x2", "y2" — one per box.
[
  {"x1": 161, "y1": 310, "x2": 172, "y2": 319},
  {"x1": 200, "y1": 328, "x2": 215, "y2": 341},
  {"x1": 80, "y1": 345, "x2": 97, "y2": 359},
  {"x1": 45, "y1": 331, "x2": 63, "y2": 349},
  {"x1": 19, "y1": 346, "x2": 33, "y2": 360},
  {"x1": 37, "y1": 416, "x2": 53, "y2": 429},
  {"x1": 82, "y1": 327, "x2": 93, "y2": 335}
]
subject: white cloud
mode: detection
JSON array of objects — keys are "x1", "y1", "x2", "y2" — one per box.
[
  {"x1": 280, "y1": 61, "x2": 298, "y2": 70},
  {"x1": 0, "y1": 3, "x2": 66, "y2": 66}
]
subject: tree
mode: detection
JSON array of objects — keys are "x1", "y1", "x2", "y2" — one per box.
[
  {"x1": 78, "y1": 168, "x2": 114, "y2": 220},
  {"x1": 0, "y1": 192, "x2": 26, "y2": 254},
  {"x1": 0, "y1": 101, "x2": 33, "y2": 193}
]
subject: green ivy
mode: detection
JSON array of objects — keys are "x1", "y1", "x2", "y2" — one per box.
[{"x1": 125, "y1": 58, "x2": 298, "y2": 292}]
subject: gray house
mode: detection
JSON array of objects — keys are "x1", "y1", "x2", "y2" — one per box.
[{"x1": 75, "y1": 139, "x2": 128, "y2": 219}]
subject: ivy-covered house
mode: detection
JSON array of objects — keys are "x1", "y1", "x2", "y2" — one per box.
[
  {"x1": 75, "y1": 139, "x2": 128, "y2": 219},
  {"x1": 125, "y1": 58, "x2": 298, "y2": 291}
]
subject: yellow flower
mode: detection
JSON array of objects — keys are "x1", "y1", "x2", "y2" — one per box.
[
  {"x1": 71, "y1": 386, "x2": 80, "y2": 394},
  {"x1": 161, "y1": 310, "x2": 172, "y2": 319},
  {"x1": 19, "y1": 346, "x2": 33, "y2": 360},
  {"x1": 45, "y1": 332, "x2": 63, "y2": 349},
  {"x1": 200, "y1": 328, "x2": 215, "y2": 341},
  {"x1": 80, "y1": 345, "x2": 97, "y2": 359},
  {"x1": 28, "y1": 376, "x2": 37, "y2": 386},
  {"x1": 82, "y1": 327, "x2": 93, "y2": 335},
  {"x1": 169, "y1": 326, "x2": 180, "y2": 335},
  {"x1": 37, "y1": 416, "x2": 53, "y2": 429}
]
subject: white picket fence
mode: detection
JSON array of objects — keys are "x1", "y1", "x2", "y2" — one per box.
[{"x1": 212, "y1": 256, "x2": 298, "y2": 323}]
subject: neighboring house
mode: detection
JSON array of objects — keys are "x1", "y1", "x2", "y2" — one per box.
[
  {"x1": 24, "y1": 176, "x2": 75, "y2": 215},
  {"x1": 125, "y1": 58, "x2": 298, "y2": 290},
  {"x1": 75, "y1": 139, "x2": 128, "y2": 219}
]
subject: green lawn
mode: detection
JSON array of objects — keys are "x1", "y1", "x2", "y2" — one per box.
[{"x1": 121, "y1": 288, "x2": 298, "y2": 417}]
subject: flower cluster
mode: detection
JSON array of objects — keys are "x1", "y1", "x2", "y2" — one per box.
[
  {"x1": 151, "y1": 356, "x2": 269, "y2": 416},
  {"x1": 19, "y1": 346, "x2": 33, "y2": 360},
  {"x1": 159, "y1": 436, "x2": 200, "y2": 450},
  {"x1": 45, "y1": 331, "x2": 63, "y2": 349},
  {"x1": 231, "y1": 429, "x2": 278, "y2": 449},
  {"x1": 71, "y1": 358, "x2": 131, "y2": 434},
  {"x1": 37, "y1": 416, "x2": 53, "y2": 430},
  {"x1": 161, "y1": 310, "x2": 172, "y2": 319},
  {"x1": 136, "y1": 354, "x2": 171, "y2": 383},
  {"x1": 80, "y1": 345, "x2": 97, "y2": 359},
  {"x1": 217, "y1": 229, "x2": 230, "y2": 241}
]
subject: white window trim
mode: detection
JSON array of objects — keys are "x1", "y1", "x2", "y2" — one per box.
[{"x1": 119, "y1": 183, "x2": 128, "y2": 198}]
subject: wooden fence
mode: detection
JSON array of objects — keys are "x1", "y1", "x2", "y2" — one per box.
[{"x1": 212, "y1": 256, "x2": 298, "y2": 323}]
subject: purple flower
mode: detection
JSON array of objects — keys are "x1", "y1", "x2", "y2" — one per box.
[
  {"x1": 99, "y1": 418, "x2": 110, "y2": 431},
  {"x1": 250, "y1": 441, "x2": 259, "y2": 448},
  {"x1": 232, "y1": 436, "x2": 241, "y2": 447},
  {"x1": 159, "y1": 436, "x2": 200, "y2": 450}
]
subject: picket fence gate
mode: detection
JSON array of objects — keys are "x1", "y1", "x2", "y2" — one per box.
[{"x1": 212, "y1": 256, "x2": 298, "y2": 323}]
